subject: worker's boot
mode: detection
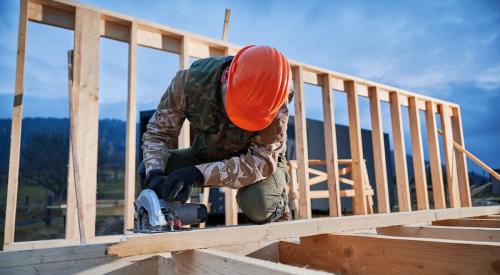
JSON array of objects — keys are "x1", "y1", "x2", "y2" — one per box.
[{"x1": 275, "y1": 204, "x2": 292, "y2": 222}]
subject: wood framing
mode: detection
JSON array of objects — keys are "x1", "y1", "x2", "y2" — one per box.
[
  {"x1": 345, "y1": 80, "x2": 367, "y2": 215},
  {"x1": 408, "y1": 96, "x2": 429, "y2": 210},
  {"x1": 293, "y1": 66, "x2": 311, "y2": 219},
  {"x1": 377, "y1": 225, "x2": 500, "y2": 242},
  {"x1": 433, "y1": 218, "x2": 500, "y2": 228},
  {"x1": 123, "y1": 21, "x2": 138, "y2": 232},
  {"x1": 368, "y1": 86, "x2": 390, "y2": 213},
  {"x1": 4, "y1": 0, "x2": 500, "y2": 264},
  {"x1": 389, "y1": 92, "x2": 411, "y2": 211},
  {"x1": 105, "y1": 206, "x2": 500, "y2": 257},
  {"x1": 4, "y1": 0, "x2": 29, "y2": 246},
  {"x1": 321, "y1": 74, "x2": 341, "y2": 217},
  {"x1": 424, "y1": 101, "x2": 446, "y2": 208},
  {"x1": 279, "y1": 233, "x2": 500, "y2": 274}
]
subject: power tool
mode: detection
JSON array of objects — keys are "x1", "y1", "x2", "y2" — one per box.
[{"x1": 133, "y1": 189, "x2": 208, "y2": 233}]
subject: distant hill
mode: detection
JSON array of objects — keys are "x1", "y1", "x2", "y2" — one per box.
[{"x1": 0, "y1": 118, "x2": 127, "y2": 190}]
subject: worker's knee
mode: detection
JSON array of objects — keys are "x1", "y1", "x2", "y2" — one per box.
[{"x1": 236, "y1": 167, "x2": 288, "y2": 223}]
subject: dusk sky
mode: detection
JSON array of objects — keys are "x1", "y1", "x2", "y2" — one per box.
[{"x1": 0, "y1": 0, "x2": 499, "y2": 172}]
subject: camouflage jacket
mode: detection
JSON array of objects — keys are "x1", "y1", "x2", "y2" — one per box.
[{"x1": 142, "y1": 56, "x2": 289, "y2": 189}]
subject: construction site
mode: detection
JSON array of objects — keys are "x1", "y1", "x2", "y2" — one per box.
[{"x1": 1, "y1": 0, "x2": 500, "y2": 274}]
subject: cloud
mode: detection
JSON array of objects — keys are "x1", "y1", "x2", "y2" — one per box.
[{"x1": 475, "y1": 66, "x2": 500, "y2": 90}]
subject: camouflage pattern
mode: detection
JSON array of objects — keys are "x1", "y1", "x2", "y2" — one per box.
[{"x1": 142, "y1": 56, "x2": 289, "y2": 189}]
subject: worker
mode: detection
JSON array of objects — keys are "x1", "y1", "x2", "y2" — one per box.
[{"x1": 138, "y1": 45, "x2": 293, "y2": 224}]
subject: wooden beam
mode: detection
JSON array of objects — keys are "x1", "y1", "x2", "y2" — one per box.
[
  {"x1": 377, "y1": 225, "x2": 500, "y2": 242},
  {"x1": 424, "y1": 101, "x2": 446, "y2": 209},
  {"x1": 321, "y1": 74, "x2": 341, "y2": 217},
  {"x1": 292, "y1": 66, "x2": 311, "y2": 219},
  {"x1": 451, "y1": 107, "x2": 471, "y2": 206},
  {"x1": 123, "y1": 22, "x2": 137, "y2": 232},
  {"x1": 3, "y1": 0, "x2": 29, "y2": 247},
  {"x1": 66, "y1": 7, "x2": 101, "y2": 238},
  {"x1": 408, "y1": 97, "x2": 429, "y2": 210},
  {"x1": 171, "y1": 249, "x2": 326, "y2": 274},
  {"x1": 439, "y1": 104, "x2": 461, "y2": 208},
  {"x1": 389, "y1": 92, "x2": 411, "y2": 212},
  {"x1": 105, "y1": 206, "x2": 500, "y2": 257},
  {"x1": 221, "y1": 9, "x2": 230, "y2": 41},
  {"x1": 433, "y1": 218, "x2": 500, "y2": 228},
  {"x1": 178, "y1": 36, "x2": 190, "y2": 148},
  {"x1": 279, "y1": 233, "x2": 500, "y2": 274},
  {"x1": 368, "y1": 86, "x2": 390, "y2": 213},
  {"x1": 224, "y1": 188, "x2": 238, "y2": 226},
  {"x1": 345, "y1": 80, "x2": 367, "y2": 215}
]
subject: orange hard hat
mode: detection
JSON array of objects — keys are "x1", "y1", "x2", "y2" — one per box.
[{"x1": 226, "y1": 45, "x2": 291, "y2": 131}]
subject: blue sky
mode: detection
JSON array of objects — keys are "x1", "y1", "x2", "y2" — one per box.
[{"x1": 0, "y1": 0, "x2": 499, "y2": 172}]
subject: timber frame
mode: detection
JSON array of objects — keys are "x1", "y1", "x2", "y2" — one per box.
[{"x1": 2, "y1": 0, "x2": 500, "y2": 273}]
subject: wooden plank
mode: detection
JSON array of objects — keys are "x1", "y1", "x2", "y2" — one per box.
[
  {"x1": 28, "y1": 1, "x2": 75, "y2": 30},
  {"x1": 408, "y1": 97, "x2": 429, "y2": 210},
  {"x1": 171, "y1": 249, "x2": 326, "y2": 274},
  {"x1": 433, "y1": 218, "x2": 500, "y2": 228},
  {"x1": 368, "y1": 86, "x2": 390, "y2": 213},
  {"x1": 123, "y1": 22, "x2": 137, "y2": 232},
  {"x1": 106, "y1": 206, "x2": 500, "y2": 257},
  {"x1": 221, "y1": 9, "x2": 230, "y2": 41},
  {"x1": 321, "y1": 74, "x2": 341, "y2": 217},
  {"x1": 66, "y1": 7, "x2": 101, "y2": 238},
  {"x1": 451, "y1": 107, "x2": 471, "y2": 207},
  {"x1": 389, "y1": 92, "x2": 411, "y2": 211},
  {"x1": 345, "y1": 80, "x2": 367, "y2": 215},
  {"x1": 279, "y1": 233, "x2": 500, "y2": 274},
  {"x1": 439, "y1": 104, "x2": 461, "y2": 208},
  {"x1": 3, "y1": 0, "x2": 29, "y2": 247},
  {"x1": 424, "y1": 101, "x2": 446, "y2": 209},
  {"x1": 178, "y1": 36, "x2": 190, "y2": 148},
  {"x1": 225, "y1": 188, "x2": 238, "y2": 226},
  {"x1": 292, "y1": 66, "x2": 311, "y2": 219},
  {"x1": 377, "y1": 225, "x2": 500, "y2": 242}
]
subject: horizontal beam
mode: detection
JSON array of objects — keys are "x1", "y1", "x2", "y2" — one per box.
[
  {"x1": 171, "y1": 249, "x2": 326, "y2": 274},
  {"x1": 433, "y1": 218, "x2": 500, "y2": 228},
  {"x1": 279, "y1": 233, "x2": 500, "y2": 274},
  {"x1": 377, "y1": 225, "x2": 500, "y2": 242},
  {"x1": 27, "y1": 0, "x2": 459, "y2": 109},
  {"x1": 106, "y1": 206, "x2": 500, "y2": 257}
]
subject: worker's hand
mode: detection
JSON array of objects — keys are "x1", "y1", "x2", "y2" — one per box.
[
  {"x1": 161, "y1": 166, "x2": 204, "y2": 203},
  {"x1": 144, "y1": 169, "x2": 168, "y2": 198}
]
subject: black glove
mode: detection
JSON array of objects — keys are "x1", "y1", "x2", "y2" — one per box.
[
  {"x1": 161, "y1": 166, "x2": 204, "y2": 203},
  {"x1": 144, "y1": 169, "x2": 168, "y2": 198}
]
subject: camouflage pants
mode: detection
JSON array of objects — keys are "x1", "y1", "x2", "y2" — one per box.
[{"x1": 138, "y1": 148, "x2": 288, "y2": 224}]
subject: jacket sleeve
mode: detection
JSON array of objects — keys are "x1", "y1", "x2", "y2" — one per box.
[
  {"x1": 142, "y1": 70, "x2": 189, "y2": 175},
  {"x1": 195, "y1": 104, "x2": 289, "y2": 189}
]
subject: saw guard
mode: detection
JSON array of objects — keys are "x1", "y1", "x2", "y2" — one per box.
[{"x1": 135, "y1": 189, "x2": 167, "y2": 227}]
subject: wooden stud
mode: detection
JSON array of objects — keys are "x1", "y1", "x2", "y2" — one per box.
[
  {"x1": 439, "y1": 104, "x2": 461, "y2": 208},
  {"x1": 178, "y1": 36, "x2": 190, "y2": 148},
  {"x1": 389, "y1": 92, "x2": 411, "y2": 212},
  {"x1": 105, "y1": 205, "x2": 500, "y2": 257},
  {"x1": 345, "y1": 80, "x2": 367, "y2": 215},
  {"x1": 292, "y1": 66, "x2": 311, "y2": 219},
  {"x1": 451, "y1": 107, "x2": 471, "y2": 207},
  {"x1": 225, "y1": 188, "x2": 238, "y2": 226},
  {"x1": 66, "y1": 7, "x2": 101, "y2": 238},
  {"x1": 433, "y1": 218, "x2": 500, "y2": 228},
  {"x1": 424, "y1": 101, "x2": 446, "y2": 208},
  {"x1": 368, "y1": 86, "x2": 390, "y2": 213},
  {"x1": 221, "y1": 9, "x2": 230, "y2": 41},
  {"x1": 3, "y1": 0, "x2": 29, "y2": 247},
  {"x1": 279, "y1": 233, "x2": 500, "y2": 274},
  {"x1": 377, "y1": 225, "x2": 500, "y2": 242},
  {"x1": 408, "y1": 97, "x2": 429, "y2": 210},
  {"x1": 123, "y1": 22, "x2": 138, "y2": 232},
  {"x1": 321, "y1": 74, "x2": 341, "y2": 217}
]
